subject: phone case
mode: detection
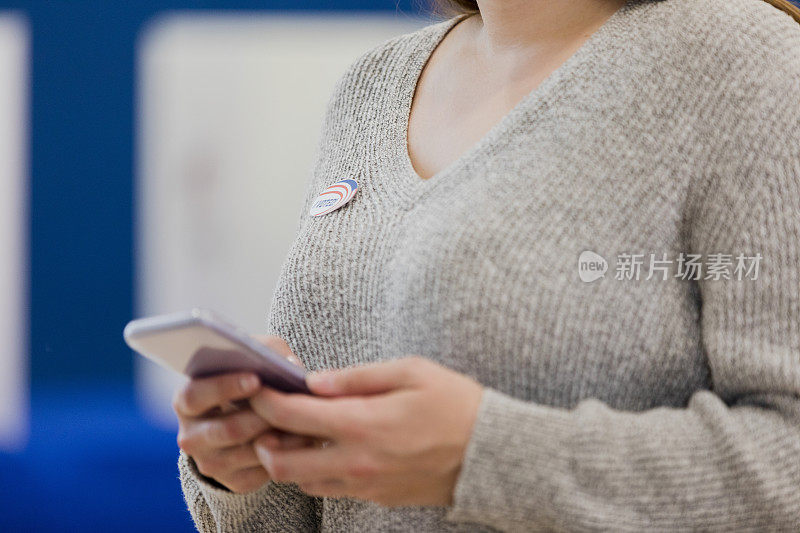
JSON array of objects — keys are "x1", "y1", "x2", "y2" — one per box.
[{"x1": 123, "y1": 308, "x2": 310, "y2": 394}]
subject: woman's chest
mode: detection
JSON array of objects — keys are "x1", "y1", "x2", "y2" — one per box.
[{"x1": 273, "y1": 143, "x2": 709, "y2": 410}]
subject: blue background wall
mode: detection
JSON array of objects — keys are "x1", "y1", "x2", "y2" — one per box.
[
  {"x1": 0, "y1": 2, "x2": 418, "y2": 531},
  {"x1": 20, "y1": 0, "x2": 418, "y2": 385}
]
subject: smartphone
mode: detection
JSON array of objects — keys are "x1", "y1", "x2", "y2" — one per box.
[{"x1": 124, "y1": 308, "x2": 310, "y2": 394}]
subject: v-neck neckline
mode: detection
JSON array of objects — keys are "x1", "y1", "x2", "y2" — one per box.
[{"x1": 387, "y1": 0, "x2": 642, "y2": 208}]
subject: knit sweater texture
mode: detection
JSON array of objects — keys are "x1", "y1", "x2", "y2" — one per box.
[{"x1": 178, "y1": 0, "x2": 800, "y2": 530}]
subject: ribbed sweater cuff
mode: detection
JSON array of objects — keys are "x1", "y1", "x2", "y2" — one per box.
[
  {"x1": 179, "y1": 450, "x2": 275, "y2": 518},
  {"x1": 179, "y1": 450, "x2": 321, "y2": 531},
  {"x1": 445, "y1": 388, "x2": 573, "y2": 530}
]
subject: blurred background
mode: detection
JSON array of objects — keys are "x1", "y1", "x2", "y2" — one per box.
[
  {"x1": 6, "y1": 1, "x2": 800, "y2": 531},
  {"x1": 0, "y1": 1, "x2": 429, "y2": 530}
]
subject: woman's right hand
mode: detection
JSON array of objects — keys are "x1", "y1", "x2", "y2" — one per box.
[{"x1": 173, "y1": 335, "x2": 306, "y2": 493}]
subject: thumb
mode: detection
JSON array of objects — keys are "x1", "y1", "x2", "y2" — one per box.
[
  {"x1": 251, "y1": 334, "x2": 305, "y2": 369},
  {"x1": 306, "y1": 358, "x2": 418, "y2": 396}
]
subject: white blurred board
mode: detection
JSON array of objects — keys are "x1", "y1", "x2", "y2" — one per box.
[
  {"x1": 136, "y1": 13, "x2": 427, "y2": 427},
  {"x1": 0, "y1": 14, "x2": 29, "y2": 451}
]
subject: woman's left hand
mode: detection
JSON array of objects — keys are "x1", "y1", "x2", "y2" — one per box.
[{"x1": 248, "y1": 356, "x2": 484, "y2": 507}]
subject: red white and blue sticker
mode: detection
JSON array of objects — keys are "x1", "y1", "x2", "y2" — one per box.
[{"x1": 309, "y1": 179, "x2": 358, "y2": 217}]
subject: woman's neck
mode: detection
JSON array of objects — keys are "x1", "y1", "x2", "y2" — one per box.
[{"x1": 473, "y1": 0, "x2": 628, "y2": 53}]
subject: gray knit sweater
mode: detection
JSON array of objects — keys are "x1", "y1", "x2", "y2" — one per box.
[{"x1": 178, "y1": 0, "x2": 800, "y2": 530}]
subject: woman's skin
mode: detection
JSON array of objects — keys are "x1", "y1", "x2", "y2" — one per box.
[
  {"x1": 175, "y1": 0, "x2": 630, "y2": 504},
  {"x1": 408, "y1": 0, "x2": 628, "y2": 180},
  {"x1": 249, "y1": 357, "x2": 484, "y2": 505}
]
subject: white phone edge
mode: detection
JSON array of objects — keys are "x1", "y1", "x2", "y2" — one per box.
[{"x1": 123, "y1": 307, "x2": 310, "y2": 394}]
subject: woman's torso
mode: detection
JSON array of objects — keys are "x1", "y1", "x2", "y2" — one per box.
[{"x1": 263, "y1": 0, "x2": 799, "y2": 529}]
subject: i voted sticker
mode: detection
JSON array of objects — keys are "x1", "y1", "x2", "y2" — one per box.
[{"x1": 309, "y1": 179, "x2": 358, "y2": 217}]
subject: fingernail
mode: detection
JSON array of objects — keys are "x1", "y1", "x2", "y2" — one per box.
[
  {"x1": 240, "y1": 375, "x2": 260, "y2": 392},
  {"x1": 254, "y1": 442, "x2": 272, "y2": 467}
]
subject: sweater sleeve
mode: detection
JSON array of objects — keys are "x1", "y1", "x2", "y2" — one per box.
[
  {"x1": 444, "y1": 86, "x2": 800, "y2": 530},
  {"x1": 178, "y1": 450, "x2": 321, "y2": 532}
]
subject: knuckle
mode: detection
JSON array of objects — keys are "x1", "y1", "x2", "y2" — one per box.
[
  {"x1": 176, "y1": 430, "x2": 194, "y2": 453},
  {"x1": 214, "y1": 419, "x2": 240, "y2": 443}
]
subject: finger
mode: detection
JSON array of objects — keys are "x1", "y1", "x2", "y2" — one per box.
[
  {"x1": 251, "y1": 335, "x2": 305, "y2": 368},
  {"x1": 215, "y1": 442, "x2": 264, "y2": 471},
  {"x1": 219, "y1": 466, "x2": 272, "y2": 494},
  {"x1": 173, "y1": 373, "x2": 261, "y2": 417},
  {"x1": 180, "y1": 409, "x2": 271, "y2": 452},
  {"x1": 195, "y1": 441, "x2": 264, "y2": 480},
  {"x1": 306, "y1": 357, "x2": 424, "y2": 396},
  {"x1": 249, "y1": 388, "x2": 353, "y2": 438},
  {"x1": 257, "y1": 431, "x2": 319, "y2": 450},
  {"x1": 253, "y1": 437, "x2": 345, "y2": 484},
  {"x1": 206, "y1": 398, "x2": 250, "y2": 417}
]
